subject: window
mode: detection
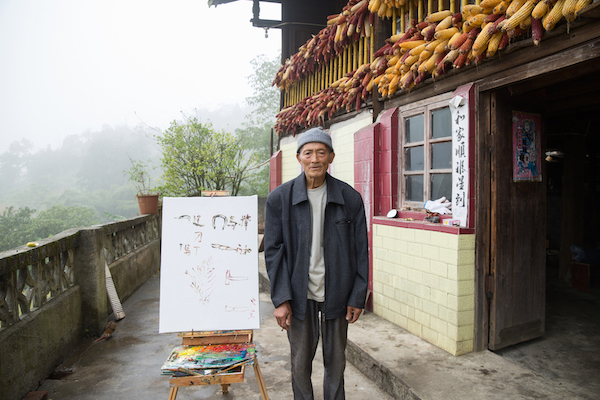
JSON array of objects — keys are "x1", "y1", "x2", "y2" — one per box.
[{"x1": 400, "y1": 100, "x2": 452, "y2": 207}]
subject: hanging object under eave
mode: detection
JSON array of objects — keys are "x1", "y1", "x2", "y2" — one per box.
[
  {"x1": 208, "y1": 0, "x2": 284, "y2": 29},
  {"x1": 207, "y1": 0, "x2": 239, "y2": 6}
]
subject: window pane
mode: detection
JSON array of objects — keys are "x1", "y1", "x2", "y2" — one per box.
[
  {"x1": 405, "y1": 146, "x2": 424, "y2": 171},
  {"x1": 430, "y1": 173, "x2": 452, "y2": 201},
  {"x1": 431, "y1": 107, "x2": 451, "y2": 139},
  {"x1": 431, "y1": 142, "x2": 452, "y2": 170},
  {"x1": 406, "y1": 175, "x2": 424, "y2": 202},
  {"x1": 406, "y1": 115, "x2": 424, "y2": 143}
]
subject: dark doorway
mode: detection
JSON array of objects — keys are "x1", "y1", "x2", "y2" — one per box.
[{"x1": 491, "y1": 67, "x2": 600, "y2": 399}]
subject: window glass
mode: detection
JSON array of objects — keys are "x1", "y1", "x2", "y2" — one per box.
[
  {"x1": 431, "y1": 173, "x2": 452, "y2": 201},
  {"x1": 406, "y1": 115, "x2": 424, "y2": 143},
  {"x1": 431, "y1": 142, "x2": 452, "y2": 169},
  {"x1": 406, "y1": 175, "x2": 424, "y2": 202},
  {"x1": 405, "y1": 146, "x2": 424, "y2": 171},
  {"x1": 431, "y1": 107, "x2": 451, "y2": 139}
]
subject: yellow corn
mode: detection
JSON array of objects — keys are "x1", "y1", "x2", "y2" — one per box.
[
  {"x1": 543, "y1": 0, "x2": 566, "y2": 30},
  {"x1": 480, "y1": 0, "x2": 503, "y2": 8},
  {"x1": 418, "y1": 49, "x2": 433, "y2": 63},
  {"x1": 390, "y1": 34, "x2": 405, "y2": 43},
  {"x1": 398, "y1": 63, "x2": 410, "y2": 73},
  {"x1": 366, "y1": 77, "x2": 375, "y2": 91},
  {"x1": 385, "y1": 6, "x2": 393, "y2": 18},
  {"x1": 434, "y1": 26, "x2": 459, "y2": 40},
  {"x1": 389, "y1": 73, "x2": 401, "y2": 94},
  {"x1": 575, "y1": 0, "x2": 592, "y2": 14},
  {"x1": 435, "y1": 15, "x2": 454, "y2": 31},
  {"x1": 404, "y1": 54, "x2": 419, "y2": 66},
  {"x1": 501, "y1": 0, "x2": 538, "y2": 31},
  {"x1": 425, "y1": 38, "x2": 445, "y2": 52},
  {"x1": 377, "y1": 2, "x2": 388, "y2": 17},
  {"x1": 409, "y1": 43, "x2": 428, "y2": 56},
  {"x1": 562, "y1": 0, "x2": 578, "y2": 21},
  {"x1": 420, "y1": 52, "x2": 442, "y2": 73},
  {"x1": 506, "y1": 0, "x2": 527, "y2": 16},
  {"x1": 462, "y1": 5, "x2": 482, "y2": 21},
  {"x1": 387, "y1": 55, "x2": 400, "y2": 67},
  {"x1": 466, "y1": 13, "x2": 487, "y2": 28},
  {"x1": 369, "y1": 0, "x2": 382, "y2": 12},
  {"x1": 532, "y1": 0, "x2": 550, "y2": 18},
  {"x1": 486, "y1": 31, "x2": 504, "y2": 57},
  {"x1": 425, "y1": 10, "x2": 454, "y2": 22},
  {"x1": 399, "y1": 40, "x2": 426, "y2": 49},
  {"x1": 448, "y1": 32, "x2": 462, "y2": 49},
  {"x1": 494, "y1": 0, "x2": 512, "y2": 14},
  {"x1": 434, "y1": 39, "x2": 450, "y2": 53},
  {"x1": 520, "y1": 15, "x2": 532, "y2": 27},
  {"x1": 472, "y1": 21, "x2": 495, "y2": 54}
]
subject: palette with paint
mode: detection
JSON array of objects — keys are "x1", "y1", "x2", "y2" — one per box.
[{"x1": 161, "y1": 343, "x2": 256, "y2": 375}]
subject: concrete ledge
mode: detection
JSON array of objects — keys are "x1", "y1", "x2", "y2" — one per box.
[
  {"x1": 0, "y1": 286, "x2": 82, "y2": 400},
  {"x1": 346, "y1": 340, "x2": 420, "y2": 400},
  {"x1": 258, "y1": 256, "x2": 586, "y2": 400},
  {"x1": 109, "y1": 239, "x2": 161, "y2": 305}
]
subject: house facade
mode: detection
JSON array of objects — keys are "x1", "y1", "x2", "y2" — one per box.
[{"x1": 225, "y1": 0, "x2": 600, "y2": 356}]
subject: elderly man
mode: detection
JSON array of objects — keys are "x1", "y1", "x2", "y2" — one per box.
[{"x1": 264, "y1": 127, "x2": 369, "y2": 400}]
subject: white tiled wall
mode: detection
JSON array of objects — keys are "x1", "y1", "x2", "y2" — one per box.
[{"x1": 372, "y1": 223, "x2": 475, "y2": 355}]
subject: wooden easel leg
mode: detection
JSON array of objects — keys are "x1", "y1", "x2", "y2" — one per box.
[
  {"x1": 253, "y1": 358, "x2": 269, "y2": 400},
  {"x1": 221, "y1": 384, "x2": 230, "y2": 394},
  {"x1": 168, "y1": 387, "x2": 178, "y2": 400}
]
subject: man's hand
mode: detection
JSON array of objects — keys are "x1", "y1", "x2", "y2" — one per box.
[
  {"x1": 274, "y1": 301, "x2": 292, "y2": 330},
  {"x1": 346, "y1": 306, "x2": 362, "y2": 323}
]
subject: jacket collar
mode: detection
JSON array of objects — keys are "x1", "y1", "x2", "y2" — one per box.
[{"x1": 291, "y1": 172, "x2": 345, "y2": 206}]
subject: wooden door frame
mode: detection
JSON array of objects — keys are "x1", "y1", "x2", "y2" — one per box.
[{"x1": 473, "y1": 35, "x2": 600, "y2": 351}]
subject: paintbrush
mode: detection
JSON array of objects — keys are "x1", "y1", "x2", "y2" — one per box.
[
  {"x1": 208, "y1": 357, "x2": 255, "y2": 376},
  {"x1": 177, "y1": 367, "x2": 201, "y2": 376}
]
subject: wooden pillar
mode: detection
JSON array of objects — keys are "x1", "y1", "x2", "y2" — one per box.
[
  {"x1": 559, "y1": 133, "x2": 586, "y2": 284},
  {"x1": 372, "y1": 12, "x2": 392, "y2": 121}
]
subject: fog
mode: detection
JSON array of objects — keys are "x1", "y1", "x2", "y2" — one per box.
[
  {"x1": 0, "y1": 0, "x2": 281, "y2": 153},
  {"x1": 0, "y1": 0, "x2": 281, "y2": 225}
]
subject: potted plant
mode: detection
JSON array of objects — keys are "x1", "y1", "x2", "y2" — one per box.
[{"x1": 125, "y1": 158, "x2": 160, "y2": 215}]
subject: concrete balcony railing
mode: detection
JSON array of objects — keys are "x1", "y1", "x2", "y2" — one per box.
[{"x1": 0, "y1": 213, "x2": 161, "y2": 400}]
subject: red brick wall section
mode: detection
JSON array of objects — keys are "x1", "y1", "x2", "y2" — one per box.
[
  {"x1": 376, "y1": 108, "x2": 399, "y2": 216},
  {"x1": 269, "y1": 150, "x2": 282, "y2": 192},
  {"x1": 354, "y1": 122, "x2": 380, "y2": 310}
]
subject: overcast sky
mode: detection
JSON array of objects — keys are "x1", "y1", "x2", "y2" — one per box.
[{"x1": 0, "y1": 0, "x2": 282, "y2": 153}]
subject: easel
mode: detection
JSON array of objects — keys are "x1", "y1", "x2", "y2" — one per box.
[{"x1": 167, "y1": 330, "x2": 269, "y2": 399}]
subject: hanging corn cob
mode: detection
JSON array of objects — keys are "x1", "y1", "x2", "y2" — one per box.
[{"x1": 275, "y1": 0, "x2": 583, "y2": 135}]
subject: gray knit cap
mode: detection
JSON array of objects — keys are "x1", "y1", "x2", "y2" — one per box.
[{"x1": 296, "y1": 127, "x2": 334, "y2": 153}]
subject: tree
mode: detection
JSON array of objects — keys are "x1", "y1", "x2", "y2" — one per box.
[
  {"x1": 0, "y1": 206, "x2": 36, "y2": 251},
  {"x1": 0, "y1": 205, "x2": 98, "y2": 252},
  {"x1": 31, "y1": 205, "x2": 98, "y2": 240},
  {"x1": 235, "y1": 54, "x2": 281, "y2": 196},
  {"x1": 156, "y1": 118, "x2": 259, "y2": 197}
]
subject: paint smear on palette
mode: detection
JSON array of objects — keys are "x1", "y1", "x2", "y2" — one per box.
[{"x1": 161, "y1": 343, "x2": 256, "y2": 373}]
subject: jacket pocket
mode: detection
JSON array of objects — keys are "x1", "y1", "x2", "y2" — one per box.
[{"x1": 335, "y1": 219, "x2": 350, "y2": 225}]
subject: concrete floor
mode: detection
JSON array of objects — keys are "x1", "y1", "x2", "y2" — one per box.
[
  {"x1": 494, "y1": 277, "x2": 600, "y2": 399},
  {"x1": 38, "y1": 274, "x2": 392, "y2": 400},
  {"x1": 36, "y1": 260, "x2": 600, "y2": 400}
]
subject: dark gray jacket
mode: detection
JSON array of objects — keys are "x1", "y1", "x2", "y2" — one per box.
[{"x1": 265, "y1": 172, "x2": 369, "y2": 321}]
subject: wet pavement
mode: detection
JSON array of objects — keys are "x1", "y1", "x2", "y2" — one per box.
[
  {"x1": 35, "y1": 254, "x2": 600, "y2": 400},
  {"x1": 37, "y1": 273, "x2": 392, "y2": 400}
]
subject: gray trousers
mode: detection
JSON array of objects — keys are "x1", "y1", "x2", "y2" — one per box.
[{"x1": 287, "y1": 300, "x2": 349, "y2": 400}]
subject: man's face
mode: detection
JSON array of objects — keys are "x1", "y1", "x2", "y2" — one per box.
[{"x1": 297, "y1": 142, "x2": 335, "y2": 181}]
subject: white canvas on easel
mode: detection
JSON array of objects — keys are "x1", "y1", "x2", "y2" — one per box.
[{"x1": 159, "y1": 195, "x2": 260, "y2": 333}]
